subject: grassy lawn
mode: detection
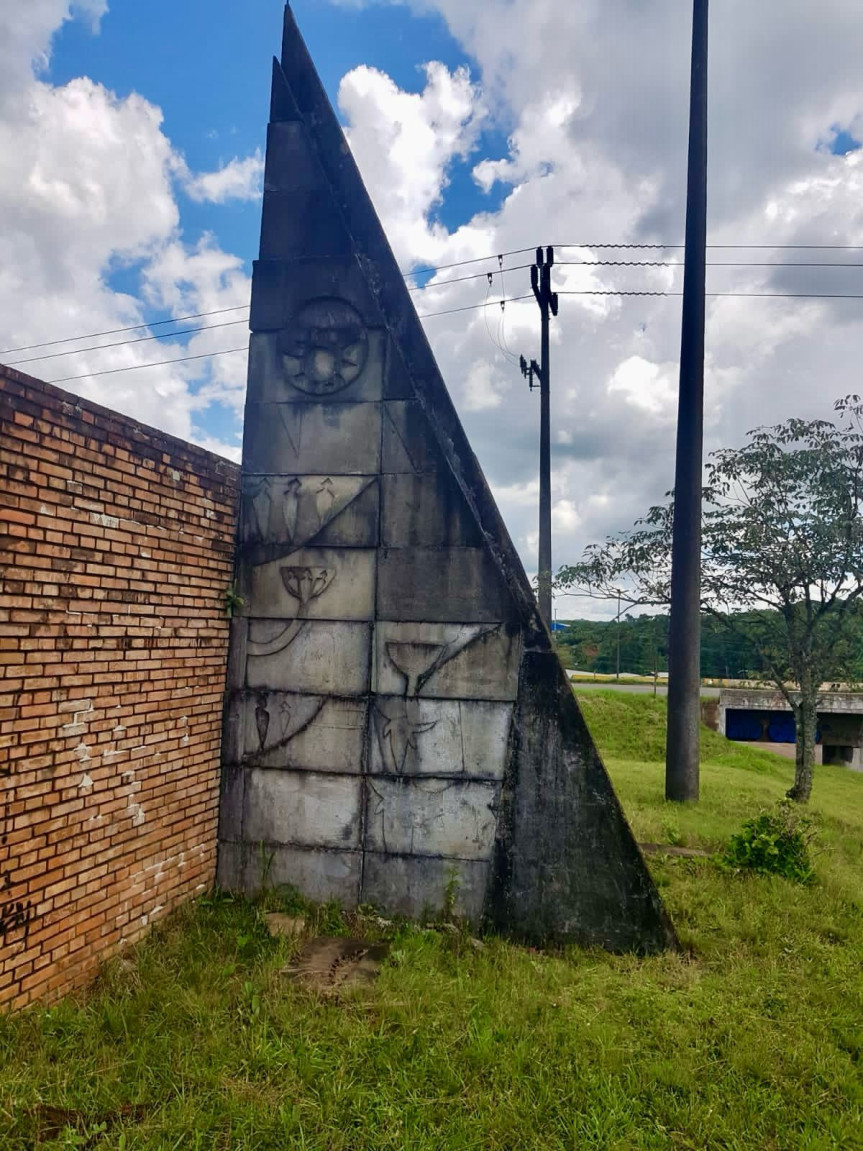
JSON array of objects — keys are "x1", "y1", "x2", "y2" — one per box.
[{"x1": 2, "y1": 692, "x2": 862, "y2": 1149}]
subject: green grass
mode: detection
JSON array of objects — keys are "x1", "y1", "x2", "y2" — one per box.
[{"x1": 1, "y1": 693, "x2": 862, "y2": 1149}]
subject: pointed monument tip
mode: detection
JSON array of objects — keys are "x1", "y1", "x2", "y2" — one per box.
[{"x1": 270, "y1": 54, "x2": 301, "y2": 123}]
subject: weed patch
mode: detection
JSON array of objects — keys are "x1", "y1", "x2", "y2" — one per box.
[
  {"x1": 0, "y1": 692, "x2": 860, "y2": 1149},
  {"x1": 723, "y1": 800, "x2": 816, "y2": 883}
]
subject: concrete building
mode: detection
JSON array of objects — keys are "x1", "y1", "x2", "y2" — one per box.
[{"x1": 711, "y1": 688, "x2": 863, "y2": 770}]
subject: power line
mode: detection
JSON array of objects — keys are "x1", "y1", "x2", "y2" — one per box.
[
  {"x1": 28, "y1": 286, "x2": 863, "y2": 381},
  {"x1": 558, "y1": 259, "x2": 863, "y2": 268},
  {"x1": 0, "y1": 247, "x2": 539, "y2": 358},
  {"x1": 558, "y1": 243, "x2": 863, "y2": 250},
  {"x1": 49, "y1": 347, "x2": 251, "y2": 385},
  {"x1": 44, "y1": 294, "x2": 538, "y2": 384},
  {"x1": 24, "y1": 258, "x2": 863, "y2": 366},
  {"x1": 560, "y1": 289, "x2": 863, "y2": 300},
  {"x1": 0, "y1": 306, "x2": 251, "y2": 357},
  {"x1": 402, "y1": 246, "x2": 541, "y2": 278},
  {"x1": 7, "y1": 318, "x2": 250, "y2": 367},
  {"x1": 12, "y1": 244, "x2": 863, "y2": 359}
]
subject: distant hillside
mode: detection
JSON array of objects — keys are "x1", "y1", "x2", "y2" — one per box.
[{"x1": 555, "y1": 609, "x2": 863, "y2": 681}]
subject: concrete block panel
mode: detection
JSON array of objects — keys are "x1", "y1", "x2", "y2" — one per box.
[
  {"x1": 374, "y1": 621, "x2": 521, "y2": 702},
  {"x1": 245, "y1": 845, "x2": 362, "y2": 905},
  {"x1": 250, "y1": 259, "x2": 384, "y2": 332},
  {"x1": 362, "y1": 853, "x2": 490, "y2": 922},
  {"x1": 244, "y1": 547, "x2": 375, "y2": 621},
  {"x1": 382, "y1": 402, "x2": 440, "y2": 474},
  {"x1": 260, "y1": 188, "x2": 352, "y2": 261},
  {"x1": 382, "y1": 338, "x2": 413, "y2": 400},
  {"x1": 240, "y1": 474, "x2": 379, "y2": 551},
  {"x1": 365, "y1": 777, "x2": 499, "y2": 861},
  {"x1": 370, "y1": 697, "x2": 513, "y2": 779},
  {"x1": 263, "y1": 121, "x2": 325, "y2": 192},
  {"x1": 246, "y1": 326, "x2": 385, "y2": 405},
  {"x1": 380, "y1": 473, "x2": 482, "y2": 548},
  {"x1": 245, "y1": 619, "x2": 371, "y2": 696},
  {"x1": 226, "y1": 692, "x2": 367, "y2": 773},
  {"x1": 377, "y1": 548, "x2": 510, "y2": 622},
  {"x1": 216, "y1": 841, "x2": 248, "y2": 891},
  {"x1": 218, "y1": 765, "x2": 245, "y2": 840},
  {"x1": 243, "y1": 402, "x2": 381, "y2": 476},
  {"x1": 244, "y1": 769, "x2": 362, "y2": 849}
]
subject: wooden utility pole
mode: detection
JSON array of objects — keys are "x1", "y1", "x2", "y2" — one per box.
[
  {"x1": 666, "y1": 0, "x2": 709, "y2": 803},
  {"x1": 529, "y1": 246, "x2": 558, "y2": 629}
]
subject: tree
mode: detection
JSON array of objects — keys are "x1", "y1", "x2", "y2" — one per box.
[{"x1": 556, "y1": 398, "x2": 863, "y2": 803}]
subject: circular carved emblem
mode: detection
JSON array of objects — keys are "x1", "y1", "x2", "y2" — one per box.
[{"x1": 279, "y1": 299, "x2": 369, "y2": 396}]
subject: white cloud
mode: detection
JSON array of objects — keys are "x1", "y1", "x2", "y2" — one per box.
[
  {"x1": 0, "y1": 1, "x2": 249, "y2": 452},
  {"x1": 339, "y1": 60, "x2": 486, "y2": 265},
  {"x1": 461, "y1": 360, "x2": 504, "y2": 411},
  {"x1": 0, "y1": 1, "x2": 107, "y2": 95},
  {"x1": 608, "y1": 357, "x2": 678, "y2": 417},
  {"x1": 182, "y1": 151, "x2": 264, "y2": 204},
  {"x1": 331, "y1": 0, "x2": 863, "y2": 617}
]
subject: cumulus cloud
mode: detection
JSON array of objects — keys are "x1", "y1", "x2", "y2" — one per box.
[
  {"x1": 330, "y1": 0, "x2": 863, "y2": 614},
  {"x1": 339, "y1": 60, "x2": 486, "y2": 265},
  {"x1": 182, "y1": 151, "x2": 265, "y2": 204},
  {"x1": 0, "y1": 1, "x2": 249, "y2": 456}
]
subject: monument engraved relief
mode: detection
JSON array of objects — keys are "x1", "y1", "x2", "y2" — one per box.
[
  {"x1": 246, "y1": 317, "x2": 384, "y2": 404},
  {"x1": 245, "y1": 547, "x2": 374, "y2": 620},
  {"x1": 366, "y1": 777, "x2": 499, "y2": 860},
  {"x1": 228, "y1": 692, "x2": 367, "y2": 773},
  {"x1": 374, "y1": 622, "x2": 520, "y2": 702},
  {"x1": 280, "y1": 298, "x2": 368, "y2": 396},
  {"x1": 371, "y1": 698, "x2": 512, "y2": 779},
  {"x1": 241, "y1": 474, "x2": 378, "y2": 549}
]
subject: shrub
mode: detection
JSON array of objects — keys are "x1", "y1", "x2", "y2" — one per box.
[{"x1": 723, "y1": 800, "x2": 815, "y2": 883}]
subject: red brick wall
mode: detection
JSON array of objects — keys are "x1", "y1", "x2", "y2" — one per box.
[{"x1": 0, "y1": 366, "x2": 240, "y2": 1010}]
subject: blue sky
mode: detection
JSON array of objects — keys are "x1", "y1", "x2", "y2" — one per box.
[
  {"x1": 5, "y1": 0, "x2": 863, "y2": 611},
  {"x1": 49, "y1": 1, "x2": 506, "y2": 284}
]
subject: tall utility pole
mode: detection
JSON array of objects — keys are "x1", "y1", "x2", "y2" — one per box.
[
  {"x1": 666, "y1": 0, "x2": 709, "y2": 803},
  {"x1": 527, "y1": 246, "x2": 559, "y2": 629}
]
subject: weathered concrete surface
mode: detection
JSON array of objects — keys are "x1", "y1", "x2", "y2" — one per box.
[
  {"x1": 243, "y1": 547, "x2": 376, "y2": 620},
  {"x1": 243, "y1": 769, "x2": 362, "y2": 850},
  {"x1": 225, "y1": 692, "x2": 367, "y2": 773},
  {"x1": 369, "y1": 698, "x2": 512, "y2": 778},
  {"x1": 372, "y1": 622, "x2": 521, "y2": 702},
  {"x1": 217, "y1": 2, "x2": 676, "y2": 952},
  {"x1": 365, "y1": 777, "x2": 499, "y2": 860},
  {"x1": 243, "y1": 620, "x2": 371, "y2": 695}
]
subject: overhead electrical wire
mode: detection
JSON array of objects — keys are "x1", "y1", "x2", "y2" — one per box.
[
  {"x1": 45, "y1": 294, "x2": 537, "y2": 384},
  {"x1": 11, "y1": 242, "x2": 863, "y2": 362},
  {"x1": 0, "y1": 305, "x2": 251, "y2": 357},
  {"x1": 12, "y1": 241, "x2": 863, "y2": 358},
  {"x1": 557, "y1": 243, "x2": 863, "y2": 250},
  {"x1": 38, "y1": 285, "x2": 863, "y2": 384},
  {"x1": 6, "y1": 318, "x2": 251, "y2": 367},
  {"x1": 11, "y1": 238, "x2": 863, "y2": 380}
]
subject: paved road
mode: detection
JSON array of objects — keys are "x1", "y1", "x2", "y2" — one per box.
[{"x1": 571, "y1": 682, "x2": 721, "y2": 698}]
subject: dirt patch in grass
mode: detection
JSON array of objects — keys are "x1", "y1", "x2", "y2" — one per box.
[{"x1": 285, "y1": 936, "x2": 390, "y2": 995}]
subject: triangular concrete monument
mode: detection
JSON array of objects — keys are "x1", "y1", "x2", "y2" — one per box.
[{"x1": 218, "y1": 3, "x2": 676, "y2": 951}]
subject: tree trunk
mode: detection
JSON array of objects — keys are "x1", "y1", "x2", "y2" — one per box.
[{"x1": 788, "y1": 684, "x2": 817, "y2": 803}]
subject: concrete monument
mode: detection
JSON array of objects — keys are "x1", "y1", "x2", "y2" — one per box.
[{"x1": 218, "y1": 3, "x2": 676, "y2": 951}]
